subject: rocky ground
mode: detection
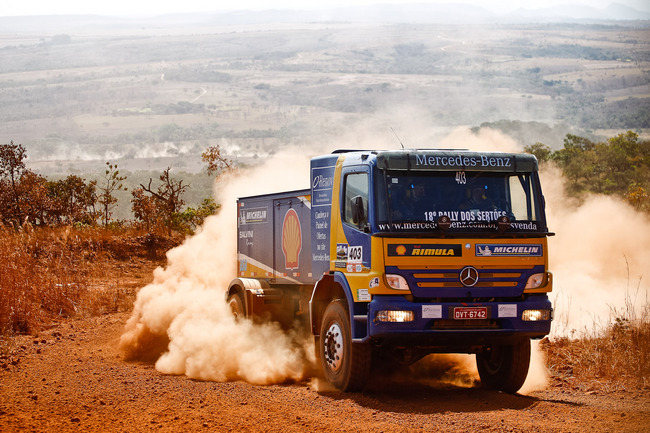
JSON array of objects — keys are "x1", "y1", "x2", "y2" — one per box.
[{"x1": 1, "y1": 310, "x2": 648, "y2": 433}]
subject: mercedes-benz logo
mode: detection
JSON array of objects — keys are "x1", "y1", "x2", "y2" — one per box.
[{"x1": 459, "y1": 266, "x2": 479, "y2": 287}]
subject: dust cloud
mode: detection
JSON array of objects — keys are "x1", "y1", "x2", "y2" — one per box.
[
  {"x1": 519, "y1": 340, "x2": 549, "y2": 394},
  {"x1": 541, "y1": 165, "x2": 650, "y2": 335},
  {"x1": 119, "y1": 148, "x2": 318, "y2": 385},
  {"x1": 410, "y1": 354, "x2": 481, "y2": 389}
]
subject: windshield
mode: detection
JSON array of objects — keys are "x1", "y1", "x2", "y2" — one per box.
[{"x1": 375, "y1": 170, "x2": 544, "y2": 233}]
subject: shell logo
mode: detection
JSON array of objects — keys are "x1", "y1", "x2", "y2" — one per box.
[
  {"x1": 282, "y1": 208, "x2": 302, "y2": 269},
  {"x1": 395, "y1": 245, "x2": 407, "y2": 256}
]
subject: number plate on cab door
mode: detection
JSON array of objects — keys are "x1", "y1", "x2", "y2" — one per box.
[{"x1": 453, "y1": 307, "x2": 487, "y2": 320}]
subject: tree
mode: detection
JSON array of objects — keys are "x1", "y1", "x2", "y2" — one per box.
[
  {"x1": 626, "y1": 186, "x2": 649, "y2": 212},
  {"x1": 0, "y1": 142, "x2": 28, "y2": 224},
  {"x1": 202, "y1": 144, "x2": 234, "y2": 176},
  {"x1": 130, "y1": 187, "x2": 159, "y2": 232},
  {"x1": 602, "y1": 131, "x2": 645, "y2": 195},
  {"x1": 14, "y1": 170, "x2": 51, "y2": 226},
  {"x1": 136, "y1": 167, "x2": 189, "y2": 234},
  {"x1": 551, "y1": 134, "x2": 598, "y2": 195},
  {"x1": 548, "y1": 131, "x2": 650, "y2": 205},
  {"x1": 98, "y1": 162, "x2": 127, "y2": 227},
  {"x1": 523, "y1": 142, "x2": 552, "y2": 164},
  {"x1": 0, "y1": 141, "x2": 27, "y2": 181},
  {"x1": 47, "y1": 175, "x2": 98, "y2": 225},
  {"x1": 172, "y1": 198, "x2": 219, "y2": 234}
]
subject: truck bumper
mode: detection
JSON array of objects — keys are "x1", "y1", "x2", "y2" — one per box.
[{"x1": 366, "y1": 295, "x2": 552, "y2": 348}]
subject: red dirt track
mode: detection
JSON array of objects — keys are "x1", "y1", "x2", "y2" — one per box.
[{"x1": 1, "y1": 312, "x2": 648, "y2": 432}]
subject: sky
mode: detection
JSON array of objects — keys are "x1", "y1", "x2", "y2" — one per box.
[{"x1": 1, "y1": 0, "x2": 646, "y2": 18}]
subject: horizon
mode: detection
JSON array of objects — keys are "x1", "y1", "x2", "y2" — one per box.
[{"x1": 2, "y1": 0, "x2": 649, "y2": 18}]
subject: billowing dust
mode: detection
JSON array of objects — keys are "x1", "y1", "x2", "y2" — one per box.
[
  {"x1": 119, "y1": 127, "x2": 648, "y2": 394},
  {"x1": 541, "y1": 165, "x2": 650, "y2": 335},
  {"x1": 120, "y1": 150, "x2": 317, "y2": 385}
]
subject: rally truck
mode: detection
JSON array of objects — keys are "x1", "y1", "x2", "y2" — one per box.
[{"x1": 227, "y1": 149, "x2": 553, "y2": 393}]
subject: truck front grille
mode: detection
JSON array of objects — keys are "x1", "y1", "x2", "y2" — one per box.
[{"x1": 401, "y1": 265, "x2": 534, "y2": 289}]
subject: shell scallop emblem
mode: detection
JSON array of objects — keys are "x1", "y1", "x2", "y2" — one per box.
[{"x1": 282, "y1": 208, "x2": 302, "y2": 269}]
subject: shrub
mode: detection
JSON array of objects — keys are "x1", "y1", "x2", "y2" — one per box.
[
  {"x1": 0, "y1": 225, "x2": 89, "y2": 334},
  {"x1": 543, "y1": 304, "x2": 650, "y2": 392},
  {"x1": 0, "y1": 225, "x2": 179, "y2": 336}
]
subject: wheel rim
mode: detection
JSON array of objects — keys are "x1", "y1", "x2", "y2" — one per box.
[
  {"x1": 481, "y1": 346, "x2": 504, "y2": 375},
  {"x1": 229, "y1": 296, "x2": 243, "y2": 320},
  {"x1": 323, "y1": 322, "x2": 344, "y2": 372}
]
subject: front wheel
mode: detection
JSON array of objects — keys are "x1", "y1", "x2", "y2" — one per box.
[
  {"x1": 476, "y1": 338, "x2": 531, "y2": 393},
  {"x1": 319, "y1": 300, "x2": 371, "y2": 392}
]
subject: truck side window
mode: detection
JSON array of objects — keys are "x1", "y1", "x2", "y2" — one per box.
[{"x1": 344, "y1": 173, "x2": 369, "y2": 230}]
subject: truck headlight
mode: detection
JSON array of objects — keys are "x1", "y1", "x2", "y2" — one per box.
[
  {"x1": 525, "y1": 272, "x2": 549, "y2": 289},
  {"x1": 522, "y1": 309, "x2": 552, "y2": 321},
  {"x1": 385, "y1": 274, "x2": 409, "y2": 290},
  {"x1": 376, "y1": 310, "x2": 414, "y2": 322}
]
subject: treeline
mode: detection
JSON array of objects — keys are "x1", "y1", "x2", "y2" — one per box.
[
  {"x1": 113, "y1": 102, "x2": 207, "y2": 117},
  {"x1": 525, "y1": 131, "x2": 650, "y2": 212},
  {"x1": 0, "y1": 142, "x2": 227, "y2": 234},
  {"x1": 521, "y1": 43, "x2": 635, "y2": 62},
  {"x1": 3, "y1": 132, "x2": 648, "y2": 235},
  {"x1": 27, "y1": 123, "x2": 291, "y2": 161}
]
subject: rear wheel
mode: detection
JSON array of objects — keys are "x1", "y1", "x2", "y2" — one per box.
[
  {"x1": 476, "y1": 338, "x2": 531, "y2": 393},
  {"x1": 319, "y1": 300, "x2": 371, "y2": 392},
  {"x1": 228, "y1": 292, "x2": 245, "y2": 320}
]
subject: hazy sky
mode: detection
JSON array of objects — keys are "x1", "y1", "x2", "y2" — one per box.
[{"x1": 1, "y1": 0, "x2": 645, "y2": 18}]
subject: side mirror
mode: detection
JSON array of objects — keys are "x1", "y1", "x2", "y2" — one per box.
[{"x1": 351, "y1": 195, "x2": 367, "y2": 229}]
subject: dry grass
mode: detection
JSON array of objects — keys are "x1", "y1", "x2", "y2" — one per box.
[
  {"x1": 0, "y1": 224, "x2": 178, "y2": 337},
  {"x1": 543, "y1": 306, "x2": 650, "y2": 392},
  {"x1": 2, "y1": 224, "x2": 648, "y2": 392}
]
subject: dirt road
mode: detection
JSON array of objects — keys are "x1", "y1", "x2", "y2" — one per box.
[{"x1": 1, "y1": 312, "x2": 648, "y2": 432}]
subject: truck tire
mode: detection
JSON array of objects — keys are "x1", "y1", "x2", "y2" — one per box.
[
  {"x1": 476, "y1": 338, "x2": 531, "y2": 393},
  {"x1": 228, "y1": 293, "x2": 245, "y2": 320},
  {"x1": 319, "y1": 300, "x2": 371, "y2": 392}
]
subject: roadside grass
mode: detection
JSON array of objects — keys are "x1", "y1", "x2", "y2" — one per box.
[
  {"x1": 0, "y1": 224, "x2": 177, "y2": 338},
  {"x1": 542, "y1": 304, "x2": 650, "y2": 393},
  {"x1": 1, "y1": 224, "x2": 648, "y2": 392}
]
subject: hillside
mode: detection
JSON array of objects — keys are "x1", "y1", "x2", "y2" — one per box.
[{"x1": 0, "y1": 19, "x2": 648, "y2": 178}]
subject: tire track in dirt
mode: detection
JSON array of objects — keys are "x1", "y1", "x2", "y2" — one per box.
[{"x1": 1, "y1": 313, "x2": 649, "y2": 432}]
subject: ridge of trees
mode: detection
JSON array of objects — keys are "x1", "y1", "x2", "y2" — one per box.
[
  {"x1": 524, "y1": 131, "x2": 650, "y2": 212},
  {"x1": 0, "y1": 142, "x2": 231, "y2": 234},
  {"x1": 2, "y1": 133, "x2": 648, "y2": 234}
]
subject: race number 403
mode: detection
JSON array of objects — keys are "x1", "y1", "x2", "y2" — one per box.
[{"x1": 348, "y1": 245, "x2": 363, "y2": 263}]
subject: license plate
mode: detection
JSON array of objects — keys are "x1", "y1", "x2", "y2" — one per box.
[{"x1": 453, "y1": 307, "x2": 487, "y2": 320}]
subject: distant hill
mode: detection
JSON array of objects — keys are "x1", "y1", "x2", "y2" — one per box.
[
  {"x1": 506, "y1": 3, "x2": 650, "y2": 22},
  {"x1": 0, "y1": 3, "x2": 648, "y2": 33}
]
